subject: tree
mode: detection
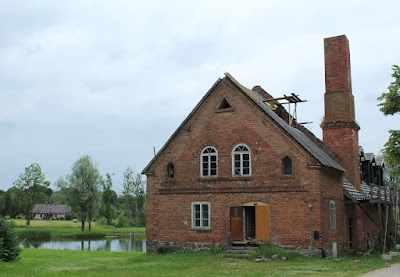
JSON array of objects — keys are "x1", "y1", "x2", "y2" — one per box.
[
  {"x1": 122, "y1": 167, "x2": 135, "y2": 224},
  {"x1": 132, "y1": 174, "x2": 146, "y2": 227},
  {"x1": 378, "y1": 65, "x2": 400, "y2": 116},
  {"x1": 0, "y1": 216, "x2": 21, "y2": 262},
  {"x1": 67, "y1": 155, "x2": 101, "y2": 231},
  {"x1": 51, "y1": 177, "x2": 70, "y2": 204},
  {"x1": 378, "y1": 65, "x2": 400, "y2": 186},
  {"x1": 100, "y1": 173, "x2": 115, "y2": 225},
  {"x1": 0, "y1": 187, "x2": 24, "y2": 218},
  {"x1": 13, "y1": 163, "x2": 50, "y2": 225}
]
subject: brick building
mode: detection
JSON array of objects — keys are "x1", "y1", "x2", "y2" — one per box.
[{"x1": 143, "y1": 35, "x2": 394, "y2": 256}]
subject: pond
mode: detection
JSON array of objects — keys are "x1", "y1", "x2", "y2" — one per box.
[{"x1": 21, "y1": 238, "x2": 146, "y2": 252}]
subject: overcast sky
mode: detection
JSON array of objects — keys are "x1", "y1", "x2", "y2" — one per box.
[{"x1": 1, "y1": 0, "x2": 399, "y2": 192}]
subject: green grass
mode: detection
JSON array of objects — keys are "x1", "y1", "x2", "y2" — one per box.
[
  {"x1": 0, "y1": 249, "x2": 398, "y2": 276},
  {"x1": 11, "y1": 219, "x2": 145, "y2": 240}
]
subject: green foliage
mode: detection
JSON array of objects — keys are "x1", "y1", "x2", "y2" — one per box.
[
  {"x1": 378, "y1": 65, "x2": 400, "y2": 185},
  {"x1": 156, "y1": 244, "x2": 175, "y2": 254},
  {"x1": 112, "y1": 213, "x2": 129, "y2": 228},
  {"x1": 67, "y1": 155, "x2": 101, "y2": 231},
  {"x1": 17, "y1": 230, "x2": 51, "y2": 240},
  {"x1": 99, "y1": 173, "x2": 115, "y2": 225},
  {"x1": 13, "y1": 163, "x2": 50, "y2": 225},
  {"x1": 383, "y1": 130, "x2": 400, "y2": 168},
  {"x1": 2, "y1": 247, "x2": 400, "y2": 276},
  {"x1": 0, "y1": 216, "x2": 21, "y2": 262},
  {"x1": 378, "y1": 65, "x2": 400, "y2": 116},
  {"x1": 121, "y1": 167, "x2": 146, "y2": 227}
]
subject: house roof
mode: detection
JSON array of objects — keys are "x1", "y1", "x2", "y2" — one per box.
[
  {"x1": 342, "y1": 179, "x2": 369, "y2": 202},
  {"x1": 225, "y1": 73, "x2": 344, "y2": 172},
  {"x1": 142, "y1": 73, "x2": 344, "y2": 174},
  {"x1": 342, "y1": 179, "x2": 393, "y2": 203},
  {"x1": 31, "y1": 204, "x2": 71, "y2": 214}
]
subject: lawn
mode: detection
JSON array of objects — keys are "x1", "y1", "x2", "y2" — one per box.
[
  {"x1": 0, "y1": 248, "x2": 398, "y2": 277},
  {"x1": 3, "y1": 220, "x2": 399, "y2": 276},
  {"x1": 12, "y1": 219, "x2": 145, "y2": 240}
]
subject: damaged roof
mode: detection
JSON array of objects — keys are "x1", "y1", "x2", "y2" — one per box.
[
  {"x1": 225, "y1": 73, "x2": 344, "y2": 172},
  {"x1": 143, "y1": 73, "x2": 344, "y2": 173}
]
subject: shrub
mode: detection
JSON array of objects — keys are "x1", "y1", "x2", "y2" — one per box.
[
  {"x1": 156, "y1": 244, "x2": 175, "y2": 254},
  {"x1": 0, "y1": 216, "x2": 22, "y2": 262},
  {"x1": 112, "y1": 214, "x2": 129, "y2": 228}
]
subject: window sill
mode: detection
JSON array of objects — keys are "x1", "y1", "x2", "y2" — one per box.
[
  {"x1": 198, "y1": 176, "x2": 253, "y2": 182},
  {"x1": 192, "y1": 228, "x2": 211, "y2": 232}
]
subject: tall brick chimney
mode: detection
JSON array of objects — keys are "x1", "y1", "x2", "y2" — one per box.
[{"x1": 321, "y1": 35, "x2": 361, "y2": 189}]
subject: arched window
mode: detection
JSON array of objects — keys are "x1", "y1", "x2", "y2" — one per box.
[
  {"x1": 166, "y1": 163, "x2": 175, "y2": 179},
  {"x1": 232, "y1": 144, "x2": 251, "y2": 176},
  {"x1": 201, "y1": 147, "x2": 218, "y2": 177},
  {"x1": 282, "y1": 156, "x2": 292, "y2": 175}
]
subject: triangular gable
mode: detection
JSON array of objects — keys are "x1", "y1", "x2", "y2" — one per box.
[
  {"x1": 142, "y1": 78, "x2": 222, "y2": 174},
  {"x1": 142, "y1": 73, "x2": 344, "y2": 174}
]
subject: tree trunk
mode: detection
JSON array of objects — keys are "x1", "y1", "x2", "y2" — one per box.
[
  {"x1": 26, "y1": 213, "x2": 31, "y2": 226},
  {"x1": 81, "y1": 220, "x2": 85, "y2": 231},
  {"x1": 89, "y1": 221, "x2": 91, "y2": 231}
]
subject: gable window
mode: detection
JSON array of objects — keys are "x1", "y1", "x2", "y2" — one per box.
[
  {"x1": 166, "y1": 163, "x2": 175, "y2": 179},
  {"x1": 330, "y1": 200, "x2": 336, "y2": 229},
  {"x1": 192, "y1": 202, "x2": 210, "y2": 229},
  {"x1": 201, "y1": 147, "x2": 218, "y2": 177},
  {"x1": 232, "y1": 144, "x2": 251, "y2": 176},
  {"x1": 282, "y1": 156, "x2": 292, "y2": 175}
]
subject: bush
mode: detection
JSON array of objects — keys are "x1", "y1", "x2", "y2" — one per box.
[
  {"x1": 0, "y1": 216, "x2": 22, "y2": 262},
  {"x1": 156, "y1": 244, "x2": 175, "y2": 254},
  {"x1": 112, "y1": 214, "x2": 129, "y2": 228}
]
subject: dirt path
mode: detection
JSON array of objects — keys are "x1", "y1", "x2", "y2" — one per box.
[{"x1": 362, "y1": 262, "x2": 400, "y2": 277}]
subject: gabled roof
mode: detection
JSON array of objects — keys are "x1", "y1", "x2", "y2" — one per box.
[
  {"x1": 142, "y1": 73, "x2": 344, "y2": 174},
  {"x1": 225, "y1": 73, "x2": 344, "y2": 172},
  {"x1": 31, "y1": 204, "x2": 71, "y2": 214}
]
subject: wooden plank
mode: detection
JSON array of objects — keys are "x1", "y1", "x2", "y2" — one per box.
[
  {"x1": 255, "y1": 205, "x2": 270, "y2": 241},
  {"x1": 230, "y1": 207, "x2": 243, "y2": 241}
]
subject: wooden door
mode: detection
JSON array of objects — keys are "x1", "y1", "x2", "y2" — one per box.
[
  {"x1": 255, "y1": 205, "x2": 270, "y2": 241},
  {"x1": 230, "y1": 206, "x2": 243, "y2": 241}
]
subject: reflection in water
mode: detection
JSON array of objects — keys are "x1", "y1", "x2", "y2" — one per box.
[{"x1": 22, "y1": 238, "x2": 146, "y2": 252}]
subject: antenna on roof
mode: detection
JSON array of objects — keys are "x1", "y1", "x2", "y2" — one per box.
[{"x1": 263, "y1": 93, "x2": 307, "y2": 127}]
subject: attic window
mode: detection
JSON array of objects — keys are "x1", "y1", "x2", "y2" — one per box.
[
  {"x1": 166, "y1": 163, "x2": 175, "y2": 179},
  {"x1": 218, "y1": 98, "x2": 233, "y2": 111},
  {"x1": 282, "y1": 156, "x2": 292, "y2": 175}
]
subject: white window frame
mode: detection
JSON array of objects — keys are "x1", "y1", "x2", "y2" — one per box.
[
  {"x1": 330, "y1": 200, "x2": 336, "y2": 229},
  {"x1": 191, "y1": 202, "x2": 210, "y2": 229},
  {"x1": 200, "y1": 146, "x2": 218, "y2": 177},
  {"x1": 232, "y1": 144, "x2": 251, "y2": 176}
]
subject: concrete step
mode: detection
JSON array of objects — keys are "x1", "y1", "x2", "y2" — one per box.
[{"x1": 225, "y1": 245, "x2": 258, "y2": 259}]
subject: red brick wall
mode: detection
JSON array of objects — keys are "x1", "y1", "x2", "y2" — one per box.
[
  {"x1": 146, "y1": 77, "x2": 345, "y2": 253},
  {"x1": 322, "y1": 35, "x2": 360, "y2": 190}
]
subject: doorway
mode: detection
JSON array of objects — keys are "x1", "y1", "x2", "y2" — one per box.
[{"x1": 230, "y1": 202, "x2": 270, "y2": 242}]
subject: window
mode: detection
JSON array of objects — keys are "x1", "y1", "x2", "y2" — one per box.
[
  {"x1": 192, "y1": 202, "x2": 210, "y2": 229},
  {"x1": 232, "y1": 144, "x2": 251, "y2": 176},
  {"x1": 166, "y1": 163, "x2": 175, "y2": 179},
  {"x1": 201, "y1": 147, "x2": 218, "y2": 177},
  {"x1": 330, "y1": 200, "x2": 336, "y2": 229},
  {"x1": 282, "y1": 156, "x2": 292, "y2": 175}
]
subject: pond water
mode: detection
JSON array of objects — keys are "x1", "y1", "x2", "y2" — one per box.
[{"x1": 21, "y1": 238, "x2": 146, "y2": 252}]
